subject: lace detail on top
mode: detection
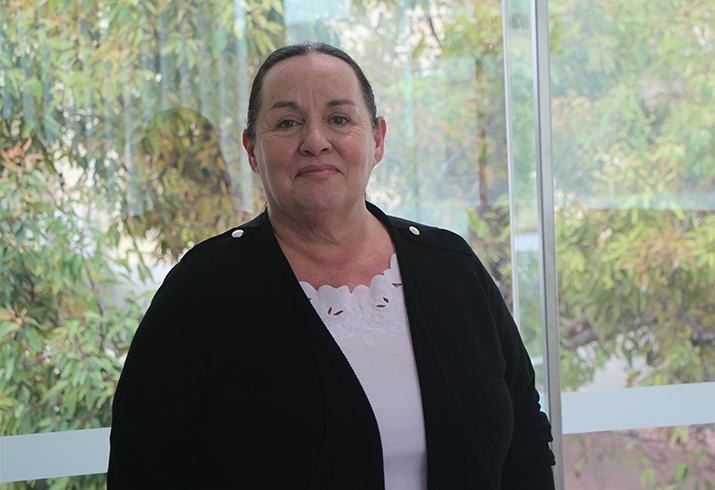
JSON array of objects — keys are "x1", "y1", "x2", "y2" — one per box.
[
  {"x1": 299, "y1": 254, "x2": 407, "y2": 346},
  {"x1": 300, "y1": 254, "x2": 428, "y2": 489}
]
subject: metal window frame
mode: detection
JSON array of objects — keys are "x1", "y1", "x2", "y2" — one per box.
[
  {"x1": 530, "y1": 0, "x2": 565, "y2": 486},
  {"x1": 502, "y1": 0, "x2": 565, "y2": 487}
]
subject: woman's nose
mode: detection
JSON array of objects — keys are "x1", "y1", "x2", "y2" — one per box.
[{"x1": 299, "y1": 121, "x2": 331, "y2": 156}]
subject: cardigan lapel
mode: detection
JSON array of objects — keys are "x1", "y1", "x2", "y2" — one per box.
[
  {"x1": 252, "y1": 211, "x2": 385, "y2": 489},
  {"x1": 368, "y1": 202, "x2": 498, "y2": 490},
  {"x1": 249, "y1": 204, "x2": 497, "y2": 489}
]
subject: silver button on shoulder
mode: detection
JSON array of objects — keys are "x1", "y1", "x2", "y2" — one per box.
[
  {"x1": 231, "y1": 229, "x2": 244, "y2": 238},
  {"x1": 409, "y1": 226, "x2": 420, "y2": 236}
]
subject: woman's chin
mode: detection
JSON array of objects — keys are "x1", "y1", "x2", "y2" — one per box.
[{"x1": 293, "y1": 191, "x2": 361, "y2": 216}]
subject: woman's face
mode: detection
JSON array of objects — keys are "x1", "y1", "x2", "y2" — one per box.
[{"x1": 243, "y1": 53, "x2": 386, "y2": 220}]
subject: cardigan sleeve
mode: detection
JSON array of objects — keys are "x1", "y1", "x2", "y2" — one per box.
[
  {"x1": 108, "y1": 268, "x2": 205, "y2": 489},
  {"x1": 477, "y1": 260, "x2": 556, "y2": 489},
  {"x1": 382, "y1": 207, "x2": 557, "y2": 489}
]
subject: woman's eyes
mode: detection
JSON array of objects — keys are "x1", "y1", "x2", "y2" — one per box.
[
  {"x1": 277, "y1": 119, "x2": 297, "y2": 129},
  {"x1": 275, "y1": 115, "x2": 350, "y2": 129},
  {"x1": 330, "y1": 115, "x2": 349, "y2": 125}
]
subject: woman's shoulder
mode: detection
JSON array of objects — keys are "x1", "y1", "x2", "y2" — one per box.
[
  {"x1": 386, "y1": 216, "x2": 475, "y2": 258},
  {"x1": 160, "y1": 211, "x2": 274, "y2": 286},
  {"x1": 367, "y1": 202, "x2": 473, "y2": 255}
]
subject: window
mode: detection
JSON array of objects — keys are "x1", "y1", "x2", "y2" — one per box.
[
  {"x1": 2, "y1": 0, "x2": 713, "y2": 488},
  {"x1": 1, "y1": 0, "x2": 519, "y2": 486},
  {"x1": 546, "y1": 0, "x2": 715, "y2": 487}
]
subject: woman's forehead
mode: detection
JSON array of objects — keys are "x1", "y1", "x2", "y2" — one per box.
[{"x1": 261, "y1": 53, "x2": 361, "y2": 104}]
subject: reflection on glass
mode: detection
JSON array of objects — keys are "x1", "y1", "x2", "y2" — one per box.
[
  {"x1": 286, "y1": 0, "x2": 544, "y2": 371},
  {"x1": 1, "y1": 0, "x2": 532, "y2": 485}
]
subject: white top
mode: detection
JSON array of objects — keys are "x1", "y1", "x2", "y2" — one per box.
[{"x1": 300, "y1": 254, "x2": 428, "y2": 490}]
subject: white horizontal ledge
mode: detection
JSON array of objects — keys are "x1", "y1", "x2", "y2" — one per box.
[
  {"x1": 2, "y1": 383, "x2": 713, "y2": 482},
  {"x1": 0, "y1": 427, "x2": 110, "y2": 483},
  {"x1": 561, "y1": 382, "x2": 715, "y2": 434}
]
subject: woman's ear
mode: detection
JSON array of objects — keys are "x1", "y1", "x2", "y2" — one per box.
[
  {"x1": 242, "y1": 130, "x2": 259, "y2": 173},
  {"x1": 373, "y1": 116, "x2": 387, "y2": 166}
]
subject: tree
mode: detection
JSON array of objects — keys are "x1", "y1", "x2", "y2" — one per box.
[
  {"x1": 1, "y1": 0, "x2": 285, "y2": 258},
  {"x1": 548, "y1": 0, "x2": 715, "y2": 487},
  {"x1": 0, "y1": 134, "x2": 147, "y2": 490},
  {"x1": 1, "y1": 1, "x2": 282, "y2": 488},
  {"x1": 2, "y1": 0, "x2": 713, "y2": 488}
]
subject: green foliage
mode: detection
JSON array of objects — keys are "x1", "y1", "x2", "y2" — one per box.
[
  {"x1": 557, "y1": 206, "x2": 715, "y2": 389},
  {"x1": 550, "y1": 0, "x2": 715, "y2": 200},
  {"x1": 0, "y1": 2, "x2": 286, "y2": 486},
  {"x1": 1, "y1": 0, "x2": 714, "y2": 488},
  {"x1": 124, "y1": 106, "x2": 251, "y2": 261},
  {"x1": 1, "y1": 0, "x2": 284, "y2": 260},
  {"x1": 0, "y1": 0, "x2": 289, "y2": 485},
  {"x1": 549, "y1": 0, "x2": 715, "y2": 384},
  {"x1": 568, "y1": 426, "x2": 715, "y2": 490},
  {"x1": 550, "y1": 0, "x2": 715, "y2": 487},
  {"x1": 0, "y1": 134, "x2": 149, "y2": 489}
]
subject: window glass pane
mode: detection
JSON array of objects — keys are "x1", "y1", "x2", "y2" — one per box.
[
  {"x1": 1, "y1": 0, "x2": 528, "y2": 484},
  {"x1": 564, "y1": 425, "x2": 715, "y2": 490},
  {"x1": 1, "y1": 0, "x2": 267, "y2": 446},
  {"x1": 502, "y1": 0, "x2": 546, "y2": 387},
  {"x1": 550, "y1": 0, "x2": 715, "y2": 486},
  {"x1": 552, "y1": 0, "x2": 715, "y2": 393},
  {"x1": 285, "y1": 0, "x2": 548, "y2": 388}
]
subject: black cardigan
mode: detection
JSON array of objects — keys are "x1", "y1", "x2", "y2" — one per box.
[{"x1": 108, "y1": 203, "x2": 555, "y2": 489}]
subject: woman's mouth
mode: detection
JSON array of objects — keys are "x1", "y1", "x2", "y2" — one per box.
[{"x1": 297, "y1": 164, "x2": 340, "y2": 178}]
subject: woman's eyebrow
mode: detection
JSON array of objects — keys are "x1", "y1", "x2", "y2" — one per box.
[
  {"x1": 268, "y1": 99, "x2": 355, "y2": 111},
  {"x1": 326, "y1": 99, "x2": 355, "y2": 108},
  {"x1": 269, "y1": 101, "x2": 300, "y2": 110}
]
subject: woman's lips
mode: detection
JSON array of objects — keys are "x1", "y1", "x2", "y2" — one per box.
[{"x1": 297, "y1": 164, "x2": 339, "y2": 177}]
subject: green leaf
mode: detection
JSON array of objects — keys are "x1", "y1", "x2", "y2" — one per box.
[
  {"x1": 640, "y1": 468, "x2": 655, "y2": 487},
  {"x1": 675, "y1": 462, "x2": 689, "y2": 482}
]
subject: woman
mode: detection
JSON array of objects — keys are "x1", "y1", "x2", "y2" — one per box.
[{"x1": 109, "y1": 41, "x2": 555, "y2": 489}]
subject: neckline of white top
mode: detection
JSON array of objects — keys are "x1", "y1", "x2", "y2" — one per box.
[{"x1": 299, "y1": 253, "x2": 401, "y2": 303}]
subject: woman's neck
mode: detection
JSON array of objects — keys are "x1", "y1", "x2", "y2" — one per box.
[{"x1": 269, "y1": 203, "x2": 395, "y2": 291}]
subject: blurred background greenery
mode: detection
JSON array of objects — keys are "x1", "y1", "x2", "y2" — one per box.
[{"x1": 1, "y1": 0, "x2": 713, "y2": 488}]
